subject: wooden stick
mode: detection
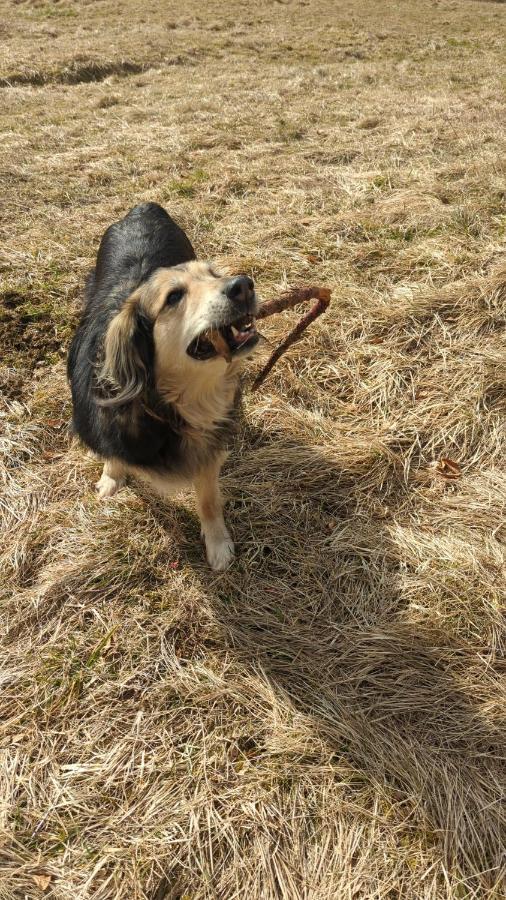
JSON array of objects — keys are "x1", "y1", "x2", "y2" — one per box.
[
  {"x1": 252, "y1": 286, "x2": 331, "y2": 391},
  {"x1": 206, "y1": 327, "x2": 232, "y2": 362}
]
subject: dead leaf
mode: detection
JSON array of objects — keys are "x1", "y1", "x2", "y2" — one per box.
[
  {"x1": 31, "y1": 873, "x2": 52, "y2": 891},
  {"x1": 306, "y1": 254, "x2": 319, "y2": 264},
  {"x1": 436, "y1": 458, "x2": 461, "y2": 479}
]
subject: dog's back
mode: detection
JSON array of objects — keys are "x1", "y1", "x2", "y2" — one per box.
[
  {"x1": 78, "y1": 202, "x2": 196, "y2": 314},
  {"x1": 91, "y1": 202, "x2": 195, "y2": 302}
]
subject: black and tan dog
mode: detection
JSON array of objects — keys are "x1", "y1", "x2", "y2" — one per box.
[{"x1": 68, "y1": 202, "x2": 259, "y2": 570}]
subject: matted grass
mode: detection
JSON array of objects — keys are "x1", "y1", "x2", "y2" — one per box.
[{"x1": 1, "y1": 1, "x2": 505, "y2": 897}]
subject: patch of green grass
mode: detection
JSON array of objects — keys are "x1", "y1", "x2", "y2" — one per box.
[
  {"x1": 166, "y1": 168, "x2": 208, "y2": 198},
  {"x1": 32, "y1": 2, "x2": 78, "y2": 19},
  {"x1": 446, "y1": 38, "x2": 473, "y2": 49},
  {"x1": 383, "y1": 225, "x2": 418, "y2": 243},
  {"x1": 372, "y1": 174, "x2": 394, "y2": 190}
]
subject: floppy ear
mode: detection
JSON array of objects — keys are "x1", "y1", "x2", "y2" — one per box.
[{"x1": 98, "y1": 292, "x2": 154, "y2": 407}]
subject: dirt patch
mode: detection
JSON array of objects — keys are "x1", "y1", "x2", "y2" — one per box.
[{"x1": 0, "y1": 290, "x2": 77, "y2": 371}]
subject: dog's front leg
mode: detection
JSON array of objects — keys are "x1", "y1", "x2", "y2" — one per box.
[
  {"x1": 96, "y1": 458, "x2": 127, "y2": 498},
  {"x1": 193, "y1": 453, "x2": 234, "y2": 571}
]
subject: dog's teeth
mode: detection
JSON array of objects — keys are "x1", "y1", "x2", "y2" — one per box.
[{"x1": 231, "y1": 325, "x2": 240, "y2": 337}]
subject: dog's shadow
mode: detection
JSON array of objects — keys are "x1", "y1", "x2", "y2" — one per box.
[{"x1": 149, "y1": 421, "x2": 504, "y2": 890}]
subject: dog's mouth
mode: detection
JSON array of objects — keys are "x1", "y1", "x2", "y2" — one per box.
[{"x1": 187, "y1": 314, "x2": 259, "y2": 362}]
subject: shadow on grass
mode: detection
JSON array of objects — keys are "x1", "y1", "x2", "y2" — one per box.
[{"x1": 171, "y1": 422, "x2": 505, "y2": 894}]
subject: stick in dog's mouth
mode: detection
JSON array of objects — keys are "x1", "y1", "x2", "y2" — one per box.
[{"x1": 187, "y1": 315, "x2": 259, "y2": 362}]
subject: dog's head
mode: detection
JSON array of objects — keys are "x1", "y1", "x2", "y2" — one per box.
[{"x1": 99, "y1": 261, "x2": 259, "y2": 406}]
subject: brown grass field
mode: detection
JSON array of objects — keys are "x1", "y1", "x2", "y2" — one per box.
[{"x1": 1, "y1": 0, "x2": 506, "y2": 897}]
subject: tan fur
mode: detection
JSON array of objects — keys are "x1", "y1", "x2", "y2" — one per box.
[
  {"x1": 101, "y1": 261, "x2": 256, "y2": 417},
  {"x1": 95, "y1": 458, "x2": 127, "y2": 498},
  {"x1": 193, "y1": 451, "x2": 234, "y2": 570},
  {"x1": 100, "y1": 291, "x2": 145, "y2": 402},
  {"x1": 99, "y1": 451, "x2": 234, "y2": 570},
  {"x1": 102, "y1": 261, "x2": 254, "y2": 439},
  {"x1": 150, "y1": 265, "x2": 250, "y2": 433},
  {"x1": 97, "y1": 262, "x2": 257, "y2": 569}
]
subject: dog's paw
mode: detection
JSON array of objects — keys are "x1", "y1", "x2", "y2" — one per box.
[
  {"x1": 205, "y1": 533, "x2": 235, "y2": 571},
  {"x1": 95, "y1": 473, "x2": 124, "y2": 499}
]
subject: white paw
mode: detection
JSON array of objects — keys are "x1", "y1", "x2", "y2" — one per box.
[
  {"x1": 205, "y1": 533, "x2": 235, "y2": 571},
  {"x1": 95, "y1": 473, "x2": 124, "y2": 499}
]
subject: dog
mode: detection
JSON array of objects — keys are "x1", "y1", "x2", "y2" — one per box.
[{"x1": 67, "y1": 202, "x2": 259, "y2": 570}]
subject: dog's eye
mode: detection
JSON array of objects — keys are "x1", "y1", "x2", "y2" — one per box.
[{"x1": 165, "y1": 287, "x2": 185, "y2": 306}]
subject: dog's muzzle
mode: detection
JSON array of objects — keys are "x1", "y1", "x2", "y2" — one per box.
[{"x1": 186, "y1": 275, "x2": 260, "y2": 362}]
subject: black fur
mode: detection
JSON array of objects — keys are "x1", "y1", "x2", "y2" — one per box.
[{"x1": 67, "y1": 202, "x2": 214, "y2": 472}]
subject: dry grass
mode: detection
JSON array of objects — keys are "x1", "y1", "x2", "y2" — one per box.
[{"x1": 1, "y1": 0, "x2": 506, "y2": 897}]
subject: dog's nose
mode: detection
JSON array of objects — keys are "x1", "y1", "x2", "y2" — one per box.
[{"x1": 224, "y1": 275, "x2": 255, "y2": 306}]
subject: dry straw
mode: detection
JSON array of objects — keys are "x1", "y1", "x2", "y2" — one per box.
[{"x1": 1, "y1": 0, "x2": 505, "y2": 897}]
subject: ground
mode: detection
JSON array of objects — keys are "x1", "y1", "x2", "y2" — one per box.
[{"x1": 1, "y1": 0, "x2": 505, "y2": 898}]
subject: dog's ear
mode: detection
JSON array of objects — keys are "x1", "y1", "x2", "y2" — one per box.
[{"x1": 99, "y1": 291, "x2": 154, "y2": 407}]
